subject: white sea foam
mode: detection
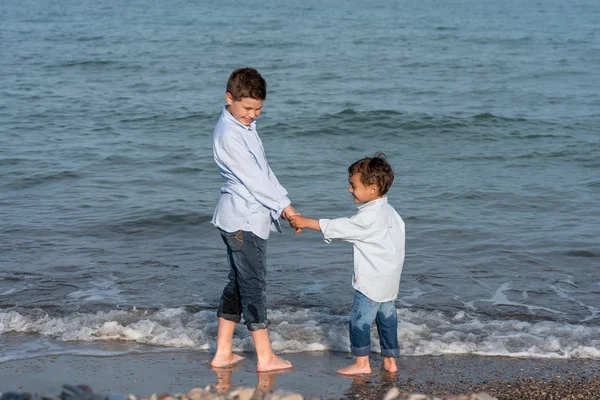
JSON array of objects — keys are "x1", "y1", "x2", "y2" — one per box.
[{"x1": 1, "y1": 307, "x2": 599, "y2": 362}]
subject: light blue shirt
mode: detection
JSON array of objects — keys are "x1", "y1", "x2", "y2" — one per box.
[
  {"x1": 212, "y1": 106, "x2": 291, "y2": 239},
  {"x1": 319, "y1": 197, "x2": 405, "y2": 302}
]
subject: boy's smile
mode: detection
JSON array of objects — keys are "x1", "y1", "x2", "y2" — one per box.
[
  {"x1": 348, "y1": 174, "x2": 380, "y2": 204},
  {"x1": 225, "y1": 92, "x2": 263, "y2": 126}
]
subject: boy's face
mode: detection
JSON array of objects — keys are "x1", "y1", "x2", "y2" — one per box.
[
  {"x1": 225, "y1": 92, "x2": 264, "y2": 126},
  {"x1": 348, "y1": 174, "x2": 379, "y2": 204}
]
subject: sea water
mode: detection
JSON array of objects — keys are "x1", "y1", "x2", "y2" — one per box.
[{"x1": 1, "y1": 0, "x2": 599, "y2": 362}]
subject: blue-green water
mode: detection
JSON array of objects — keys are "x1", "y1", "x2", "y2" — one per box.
[{"x1": 1, "y1": 0, "x2": 599, "y2": 362}]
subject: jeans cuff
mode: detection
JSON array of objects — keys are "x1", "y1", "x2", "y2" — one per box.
[
  {"x1": 381, "y1": 348, "x2": 399, "y2": 358},
  {"x1": 247, "y1": 319, "x2": 271, "y2": 331},
  {"x1": 218, "y1": 311, "x2": 241, "y2": 324},
  {"x1": 351, "y1": 344, "x2": 371, "y2": 357}
]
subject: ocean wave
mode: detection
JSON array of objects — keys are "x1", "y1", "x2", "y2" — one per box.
[
  {"x1": 8, "y1": 170, "x2": 81, "y2": 189},
  {"x1": 105, "y1": 211, "x2": 213, "y2": 234},
  {"x1": 118, "y1": 112, "x2": 211, "y2": 125},
  {"x1": 565, "y1": 250, "x2": 597, "y2": 258},
  {"x1": 279, "y1": 109, "x2": 561, "y2": 139},
  {"x1": 47, "y1": 60, "x2": 121, "y2": 69},
  {"x1": 0, "y1": 157, "x2": 27, "y2": 166},
  {"x1": 1, "y1": 306, "x2": 599, "y2": 362},
  {"x1": 76, "y1": 36, "x2": 104, "y2": 42},
  {"x1": 160, "y1": 166, "x2": 205, "y2": 175}
]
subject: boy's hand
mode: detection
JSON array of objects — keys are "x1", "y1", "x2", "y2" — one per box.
[
  {"x1": 288, "y1": 214, "x2": 304, "y2": 228},
  {"x1": 281, "y1": 205, "x2": 297, "y2": 220},
  {"x1": 281, "y1": 205, "x2": 302, "y2": 234},
  {"x1": 288, "y1": 214, "x2": 308, "y2": 235},
  {"x1": 288, "y1": 214, "x2": 321, "y2": 233}
]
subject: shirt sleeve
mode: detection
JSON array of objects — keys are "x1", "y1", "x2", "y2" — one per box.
[
  {"x1": 216, "y1": 135, "x2": 291, "y2": 215},
  {"x1": 267, "y1": 164, "x2": 288, "y2": 197},
  {"x1": 319, "y1": 213, "x2": 378, "y2": 244}
]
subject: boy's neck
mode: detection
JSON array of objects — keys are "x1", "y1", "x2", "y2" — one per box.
[{"x1": 359, "y1": 195, "x2": 383, "y2": 205}]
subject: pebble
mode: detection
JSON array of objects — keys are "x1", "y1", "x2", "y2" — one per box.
[{"x1": 0, "y1": 384, "x2": 501, "y2": 400}]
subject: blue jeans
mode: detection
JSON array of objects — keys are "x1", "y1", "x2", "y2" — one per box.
[
  {"x1": 217, "y1": 229, "x2": 270, "y2": 331},
  {"x1": 349, "y1": 290, "x2": 399, "y2": 358}
]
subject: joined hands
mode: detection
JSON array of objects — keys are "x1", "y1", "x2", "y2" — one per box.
[{"x1": 281, "y1": 205, "x2": 303, "y2": 235}]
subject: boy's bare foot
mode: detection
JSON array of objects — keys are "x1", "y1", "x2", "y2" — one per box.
[
  {"x1": 256, "y1": 355, "x2": 292, "y2": 372},
  {"x1": 336, "y1": 362, "x2": 372, "y2": 375},
  {"x1": 383, "y1": 357, "x2": 398, "y2": 373},
  {"x1": 210, "y1": 353, "x2": 245, "y2": 368}
]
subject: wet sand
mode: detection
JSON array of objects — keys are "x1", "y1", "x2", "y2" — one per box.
[{"x1": 1, "y1": 351, "x2": 599, "y2": 399}]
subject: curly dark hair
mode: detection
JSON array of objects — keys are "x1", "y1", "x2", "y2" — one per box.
[
  {"x1": 226, "y1": 68, "x2": 267, "y2": 101},
  {"x1": 348, "y1": 152, "x2": 394, "y2": 196}
]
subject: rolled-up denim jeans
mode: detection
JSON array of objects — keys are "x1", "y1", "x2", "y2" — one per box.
[
  {"x1": 217, "y1": 229, "x2": 270, "y2": 331},
  {"x1": 349, "y1": 290, "x2": 399, "y2": 357}
]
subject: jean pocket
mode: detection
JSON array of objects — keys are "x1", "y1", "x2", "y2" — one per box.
[{"x1": 227, "y1": 230, "x2": 244, "y2": 250}]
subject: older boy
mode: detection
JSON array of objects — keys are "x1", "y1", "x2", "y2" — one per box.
[
  {"x1": 211, "y1": 68, "x2": 295, "y2": 372},
  {"x1": 289, "y1": 153, "x2": 405, "y2": 375}
]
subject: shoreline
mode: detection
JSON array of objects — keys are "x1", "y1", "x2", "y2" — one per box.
[{"x1": 2, "y1": 351, "x2": 600, "y2": 399}]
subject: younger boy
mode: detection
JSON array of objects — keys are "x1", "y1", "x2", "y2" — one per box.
[
  {"x1": 288, "y1": 153, "x2": 405, "y2": 375},
  {"x1": 211, "y1": 67, "x2": 296, "y2": 372}
]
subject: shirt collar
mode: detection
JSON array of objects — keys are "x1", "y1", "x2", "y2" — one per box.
[
  {"x1": 222, "y1": 105, "x2": 256, "y2": 131},
  {"x1": 357, "y1": 196, "x2": 388, "y2": 210}
]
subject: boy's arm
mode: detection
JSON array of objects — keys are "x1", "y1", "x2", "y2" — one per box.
[
  {"x1": 289, "y1": 214, "x2": 376, "y2": 242},
  {"x1": 216, "y1": 136, "x2": 291, "y2": 216},
  {"x1": 288, "y1": 215, "x2": 321, "y2": 233},
  {"x1": 318, "y1": 214, "x2": 377, "y2": 243}
]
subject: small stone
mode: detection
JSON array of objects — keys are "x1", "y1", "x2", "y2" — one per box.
[
  {"x1": 1, "y1": 392, "x2": 24, "y2": 400},
  {"x1": 473, "y1": 394, "x2": 496, "y2": 400},
  {"x1": 107, "y1": 395, "x2": 127, "y2": 400},
  {"x1": 228, "y1": 388, "x2": 254, "y2": 400},
  {"x1": 60, "y1": 384, "x2": 92, "y2": 400},
  {"x1": 75, "y1": 387, "x2": 92, "y2": 394},
  {"x1": 185, "y1": 389, "x2": 207, "y2": 400},
  {"x1": 382, "y1": 388, "x2": 400, "y2": 400},
  {"x1": 280, "y1": 395, "x2": 303, "y2": 400}
]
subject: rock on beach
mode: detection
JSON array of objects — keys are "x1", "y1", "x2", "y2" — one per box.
[{"x1": 0, "y1": 385, "x2": 498, "y2": 400}]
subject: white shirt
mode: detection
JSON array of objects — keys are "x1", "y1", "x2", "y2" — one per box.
[
  {"x1": 212, "y1": 106, "x2": 291, "y2": 239},
  {"x1": 319, "y1": 197, "x2": 405, "y2": 302}
]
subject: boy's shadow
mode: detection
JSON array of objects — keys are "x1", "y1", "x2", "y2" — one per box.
[{"x1": 210, "y1": 364, "x2": 287, "y2": 394}]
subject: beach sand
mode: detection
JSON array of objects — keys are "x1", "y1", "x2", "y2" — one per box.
[{"x1": 1, "y1": 351, "x2": 599, "y2": 399}]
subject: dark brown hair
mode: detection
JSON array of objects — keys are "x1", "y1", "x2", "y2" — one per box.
[
  {"x1": 226, "y1": 68, "x2": 267, "y2": 101},
  {"x1": 348, "y1": 152, "x2": 394, "y2": 196}
]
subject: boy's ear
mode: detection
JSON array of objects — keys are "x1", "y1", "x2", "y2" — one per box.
[{"x1": 225, "y1": 92, "x2": 233, "y2": 106}]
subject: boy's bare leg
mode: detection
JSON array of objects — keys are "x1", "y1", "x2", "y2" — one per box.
[
  {"x1": 337, "y1": 355, "x2": 371, "y2": 375},
  {"x1": 211, "y1": 318, "x2": 245, "y2": 367},
  {"x1": 252, "y1": 328, "x2": 292, "y2": 372},
  {"x1": 383, "y1": 356, "x2": 398, "y2": 373}
]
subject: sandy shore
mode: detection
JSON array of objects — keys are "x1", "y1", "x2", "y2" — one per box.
[{"x1": 1, "y1": 351, "x2": 600, "y2": 399}]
